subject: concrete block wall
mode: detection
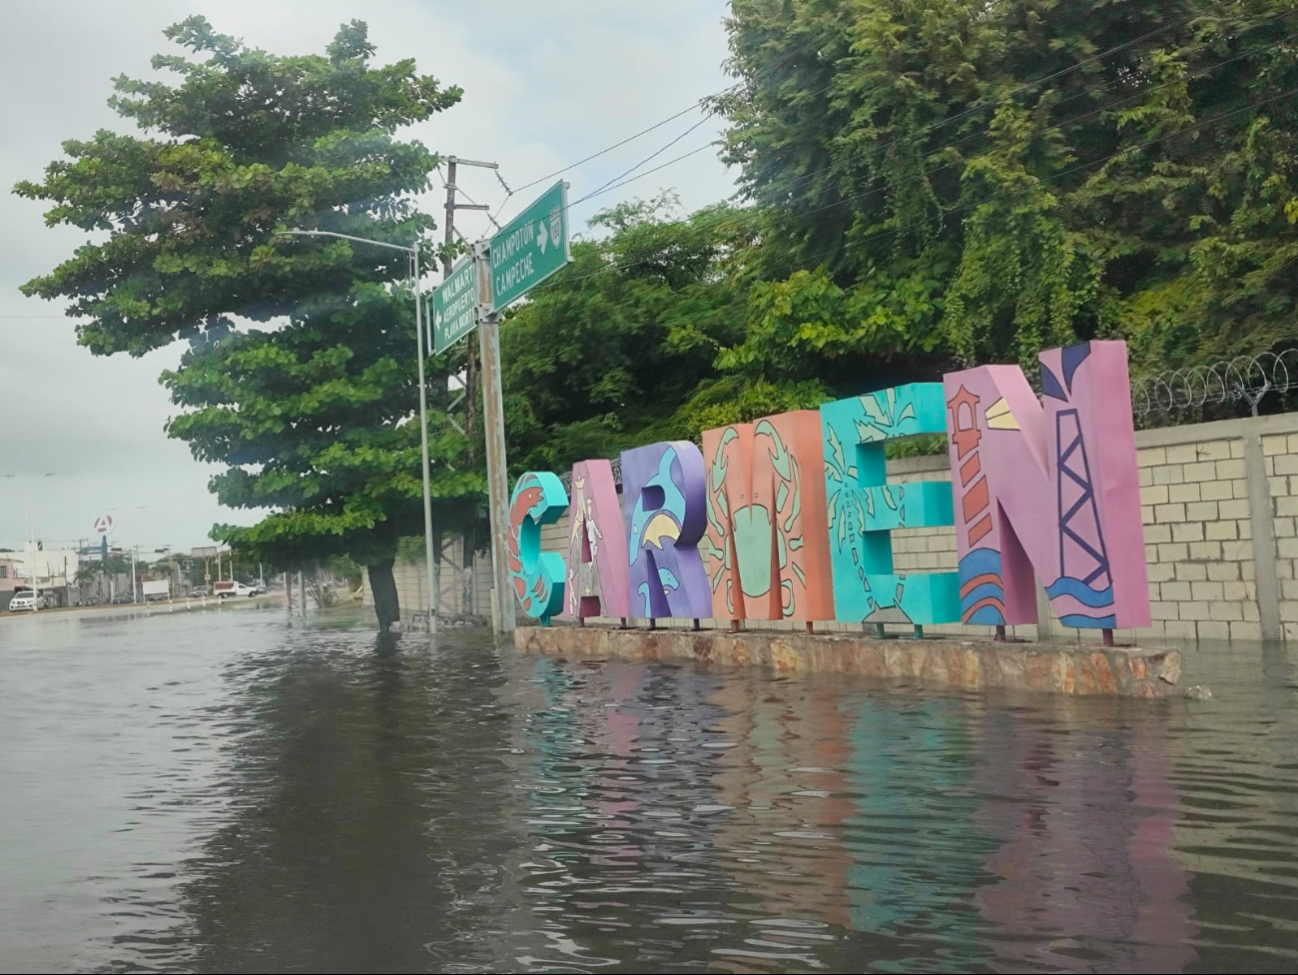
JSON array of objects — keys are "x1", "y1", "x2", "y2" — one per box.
[
  {"x1": 1263, "y1": 430, "x2": 1298, "y2": 641},
  {"x1": 530, "y1": 411, "x2": 1298, "y2": 644},
  {"x1": 1134, "y1": 437, "x2": 1257, "y2": 642},
  {"x1": 361, "y1": 533, "x2": 495, "y2": 621}
]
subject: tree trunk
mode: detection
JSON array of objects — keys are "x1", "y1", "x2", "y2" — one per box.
[{"x1": 368, "y1": 559, "x2": 400, "y2": 632}]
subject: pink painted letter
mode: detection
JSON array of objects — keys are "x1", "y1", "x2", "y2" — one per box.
[
  {"x1": 563, "y1": 459, "x2": 631, "y2": 619},
  {"x1": 943, "y1": 341, "x2": 1150, "y2": 630}
]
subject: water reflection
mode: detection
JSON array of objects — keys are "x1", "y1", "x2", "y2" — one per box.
[
  {"x1": 971, "y1": 706, "x2": 1194, "y2": 973},
  {"x1": 2, "y1": 612, "x2": 1298, "y2": 973}
]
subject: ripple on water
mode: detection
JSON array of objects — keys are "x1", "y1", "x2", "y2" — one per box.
[{"x1": 2, "y1": 613, "x2": 1298, "y2": 973}]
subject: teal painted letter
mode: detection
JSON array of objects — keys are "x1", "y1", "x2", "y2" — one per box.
[
  {"x1": 507, "y1": 471, "x2": 568, "y2": 624},
  {"x1": 819, "y1": 384, "x2": 960, "y2": 626}
]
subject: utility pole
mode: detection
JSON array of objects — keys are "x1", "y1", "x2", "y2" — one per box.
[
  {"x1": 442, "y1": 156, "x2": 496, "y2": 622},
  {"x1": 474, "y1": 240, "x2": 515, "y2": 636}
]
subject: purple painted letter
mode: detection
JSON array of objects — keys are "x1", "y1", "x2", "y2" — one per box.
[{"x1": 620, "y1": 441, "x2": 712, "y2": 619}]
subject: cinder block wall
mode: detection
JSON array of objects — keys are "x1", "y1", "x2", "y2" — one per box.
[
  {"x1": 528, "y1": 411, "x2": 1298, "y2": 644},
  {"x1": 361, "y1": 533, "x2": 494, "y2": 622}
]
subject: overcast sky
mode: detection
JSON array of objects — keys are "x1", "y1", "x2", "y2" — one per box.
[{"x1": 0, "y1": 0, "x2": 738, "y2": 554}]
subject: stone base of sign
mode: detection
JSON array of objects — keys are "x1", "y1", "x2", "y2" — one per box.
[{"x1": 515, "y1": 625, "x2": 1184, "y2": 699}]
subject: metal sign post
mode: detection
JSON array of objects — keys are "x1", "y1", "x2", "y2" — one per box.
[{"x1": 457, "y1": 182, "x2": 573, "y2": 637}]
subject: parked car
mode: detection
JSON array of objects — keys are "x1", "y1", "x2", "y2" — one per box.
[
  {"x1": 213, "y1": 581, "x2": 257, "y2": 599},
  {"x1": 112, "y1": 593, "x2": 134, "y2": 604},
  {"x1": 82, "y1": 596, "x2": 100, "y2": 606},
  {"x1": 191, "y1": 586, "x2": 208, "y2": 597},
  {"x1": 8, "y1": 591, "x2": 37, "y2": 611},
  {"x1": 145, "y1": 592, "x2": 168, "y2": 603}
]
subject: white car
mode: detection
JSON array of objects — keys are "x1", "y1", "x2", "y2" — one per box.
[
  {"x1": 8, "y1": 591, "x2": 52, "y2": 611},
  {"x1": 213, "y1": 581, "x2": 258, "y2": 599}
]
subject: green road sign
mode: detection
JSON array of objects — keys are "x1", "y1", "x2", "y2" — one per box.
[
  {"x1": 490, "y1": 181, "x2": 571, "y2": 311},
  {"x1": 430, "y1": 258, "x2": 479, "y2": 354}
]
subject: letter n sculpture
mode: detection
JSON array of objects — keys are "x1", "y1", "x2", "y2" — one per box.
[
  {"x1": 943, "y1": 341, "x2": 1150, "y2": 630},
  {"x1": 507, "y1": 471, "x2": 568, "y2": 625},
  {"x1": 819, "y1": 385, "x2": 960, "y2": 628},
  {"x1": 621, "y1": 441, "x2": 712, "y2": 620}
]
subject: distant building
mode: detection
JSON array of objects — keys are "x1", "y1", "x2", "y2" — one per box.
[
  {"x1": 6, "y1": 545, "x2": 81, "y2": 607},
  {"x1": 0, "y1": 556, "x2": 27, "y2": 610}
]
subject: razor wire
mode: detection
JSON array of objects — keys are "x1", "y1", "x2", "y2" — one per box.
[{"x1": 1131, "y1": 350, "x2": 1298, "y2": 420}]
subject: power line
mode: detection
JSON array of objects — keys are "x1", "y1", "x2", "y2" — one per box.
[
  {"x1": 559, "y1": 84, "x2": 1298, "y2": 287},
  {"x1": 510, "y1": 103, "x2": 707, "y2": 196},
  {"x1": 571, "y1": 114, "x2": 717, "y2": 207},
  {"x1": 545, "y1": 0, "x2": 1280, "y2": 236},
  {"x1": 575, "y1": 142, "x2": 720, "y2": 204},
  {"x1": 504, "y1": 31, "x2": 833, "y2": 196},
  {"x1": 549, "y1": 21, "x2": 1294, "y2": 251}
]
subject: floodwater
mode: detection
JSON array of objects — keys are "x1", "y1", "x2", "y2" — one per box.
[{"x1": 1, "y1": 609, "x2": 1297, "y2": 974}]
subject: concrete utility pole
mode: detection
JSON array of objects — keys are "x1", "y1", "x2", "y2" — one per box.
[{"x1": 474, "y1": 240, "x2": 515, "y2": 636}]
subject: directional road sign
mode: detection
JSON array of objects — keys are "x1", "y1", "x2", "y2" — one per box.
[
  {"x1": 489, "y1": 180, "x2": 571, "y2": 311},
  {"x1": 431, "y1": 257, "x2": 480, "y2": 354}
]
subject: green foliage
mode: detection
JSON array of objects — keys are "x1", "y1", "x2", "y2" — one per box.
[
  {"x1": 326, "y1": 555, "x2": 364, "y2": 588},
  {"x1": 673, "y1": 376, "x2": 829, "y2": 440},
  {"x1": 500, "y1": 196, "x2": 760, "y2": 473},
  {"x1": 17, "y1": 18, "x2": 479, "y2": 577},
  {"x1": 714, "y1": 0, "x2": 1298, "y2": 377}
]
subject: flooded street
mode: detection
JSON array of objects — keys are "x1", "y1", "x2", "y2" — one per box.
[{"x1": 2, "y1": 609, "x2": 1297, "y2": 974}]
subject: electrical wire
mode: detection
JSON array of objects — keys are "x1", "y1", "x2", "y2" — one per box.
[{"x1": 558, "y1": 84, "x2": 1298, "y2": 286}]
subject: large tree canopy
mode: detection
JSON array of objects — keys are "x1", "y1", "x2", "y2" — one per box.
[
  {"x1": 16, "y1": 17, "x2": 474, "y2": 628},
  {"x1": 712, "y1": 0, "x2": 1298, "y2": 377},
  {"x1": 500, "y1": 196, "x2": 825, "y2": 475}
]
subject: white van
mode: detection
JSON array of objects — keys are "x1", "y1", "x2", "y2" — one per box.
[{"x1": 213, "y1": 581, "x2": 258, "y2": 599}]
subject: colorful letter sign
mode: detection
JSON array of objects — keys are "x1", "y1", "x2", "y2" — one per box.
[
  {"x1": 944, "y1": 341, "x2": 1150, "y2": 629},
  {"x1": 505, "y1": 342, "x2": 1150, "y2": 634},
  {"x1": 621, "y1": 441, "x2": 712, "y2": 619},
  {"x1": 507, "y1": 471, "x2": 568, "y2": 623},
  {"x1": 702, "y1": 412, "x2": 834, "y2": 621},
  {"x1": 820, "y1": 384, "x2": 960, "y2": 626},
  {"x1": 563, "y1": 459, "x2": 631, "y2": 619}
]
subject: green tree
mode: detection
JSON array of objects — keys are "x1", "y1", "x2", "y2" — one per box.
[
  {"x1": 500, "y1": 195, "x2": 825, "y2": 471},
  {"x1": 16, "y1": 17, "x2": 473, "y2": 630},
  {"x1": 713, "y1": 0, "x2": 1298, "y2": 379}
]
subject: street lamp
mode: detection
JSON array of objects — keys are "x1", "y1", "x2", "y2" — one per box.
[
  {"x1": 2, "y1": 473, "x2": 56, "y2": 611},
  {"x1": 275, "y1": 229, "x2": 437, "y2": 630},
  {"x1": 106, "y1": 505, "x2": 149, "y2": 603},
  {"x1": 1, "y1": 472, "x2": 56, "y2": 549}
]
